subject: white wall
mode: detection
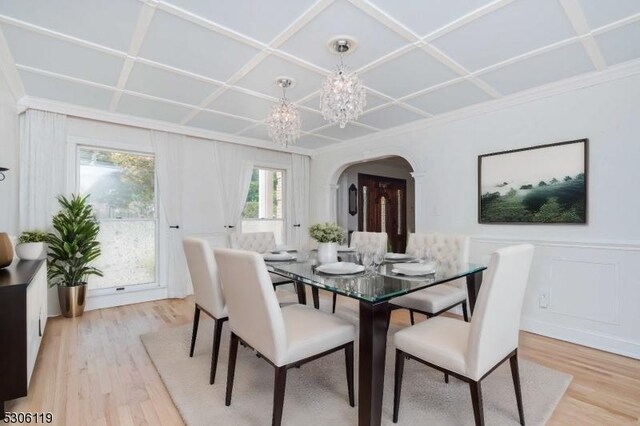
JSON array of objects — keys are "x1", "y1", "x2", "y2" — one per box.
[
  {"x1": 0, "y1": 69, "x2": 18, "y2": 234},
  {"x1": 310, "y1": 74, "x2": 640, "y2": 359},
  {"x1": 336, "y1": 158, "x2": 415, "y2": 235}
]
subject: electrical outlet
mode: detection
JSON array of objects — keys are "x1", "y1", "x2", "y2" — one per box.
[{"x1": 538, "y1": 289, "x2": 549, "y2": 309}]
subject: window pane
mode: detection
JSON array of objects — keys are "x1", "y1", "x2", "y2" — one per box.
[
  {"x1": 79, "y1": 147, "x2": 157, "y2": 289},
  {"x1": 79, "y1": 148, "x2": 155, "y2": 219},
  {"x1": 242, "y1": 168, "x2": 285, "y2": 244}
]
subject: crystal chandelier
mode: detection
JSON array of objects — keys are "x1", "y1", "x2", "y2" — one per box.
[
  {"x1": 266, "y1": 78, "x2": 301, "y2": 146},
  {"x1": 320, "y1": 38, "x2": 366, "y2": 128}
]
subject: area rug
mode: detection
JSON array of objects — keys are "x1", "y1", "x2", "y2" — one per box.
[{"x1": 141, "y1": 307, "x2": 571, "y2": 425}]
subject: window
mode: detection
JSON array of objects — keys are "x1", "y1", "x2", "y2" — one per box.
[
  {"x1": 78, "y1": 147, "x2": 157, "y2": 290},
  {"x1": 242, "y1": 168, "x2": 285, "y2": 245}
]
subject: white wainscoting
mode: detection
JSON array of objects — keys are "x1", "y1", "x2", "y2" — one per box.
[{"x1": 471, "y1": 237, "x2": 640, "y2": 360}]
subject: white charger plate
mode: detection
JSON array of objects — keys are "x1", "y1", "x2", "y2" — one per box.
[
  {"x1": 392, "y1": 262, "x2": 436, "y2": 276},
  {"x1": 264, "y1": 252, "x2": 296, "y2": 261},
  {"x1": 385, "y1": 252, "x2": 412, "y2": 261},
  {"x1": 316, "y1": 262, "x2": 364, "y2": 275}
]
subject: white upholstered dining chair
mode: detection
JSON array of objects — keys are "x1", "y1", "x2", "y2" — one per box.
[
  {"x1": 390, "y1": 233, "x2": 471, "y2": 323},
  {"x1": 229, "y1": 231, "x2": 295, "y2": 289},
  {"x1": 329, "y1": 231, "x2": 389, "y2": 314},
  {"x1": 392, "y1": 244, "x2": 534, "y2": 426},
  {"x1": 183, "y1": 237, "x2": 228, "y2": 385},
  {"x1": 214, "y1": 248, "x2": 356, "y2": 426}
]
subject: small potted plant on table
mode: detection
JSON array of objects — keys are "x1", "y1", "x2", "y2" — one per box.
[
  {"x1": 47, "y1": 194, "x2": 103, "y2": 318},
  {"x1": 15, "y1": 230, "x2": 49, "y2": 260},
  {"x1": 309, "y1": 222, "x2": 345, "y2": 264}
]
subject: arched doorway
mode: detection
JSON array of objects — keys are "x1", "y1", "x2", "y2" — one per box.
[{"x1": 335, "y1": 156, "x2": 415, "y2": 253}]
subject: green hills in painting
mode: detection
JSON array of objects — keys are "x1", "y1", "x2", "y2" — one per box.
[{"x1": 480, "y1": 173, "x2": 586, "y2": 223}]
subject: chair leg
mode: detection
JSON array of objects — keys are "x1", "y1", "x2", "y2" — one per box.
[
  {"x1": 189, "y1": 306, "x2": 201, "y2": 357},
  {"x1": 272, "y1": 366, "x2": 288, "y2": 426},
  {"x1": 225, "y1": 333, "x2": 239, "y2": 406},
  {"x1": 462, "y1": 301, "x2": 469, "y2": 322},
  {"x1": 510, "y1": 352, "x2": 526, "y2": 426},
  {"x1": 210, "y1": 318, "x2": 225, "y2": 385},
  {"x1": 444, "y1": 373, "x2": 449, "y2": 383},
  {"x1": 469, "y1": 380, "x2": 485, "y2": 426},
  {"x1": 393, "y1": 349, "x2": 405, "y2": 423},
  {"x1": 345, "y1": 342, "x2": 355, "y2": 407},
  {"x1": 409, "y1": 309, "x2": 415, "y2": 325},
  {"x1": 332, "y1": 293, "x2": 337, "y2": 313}
]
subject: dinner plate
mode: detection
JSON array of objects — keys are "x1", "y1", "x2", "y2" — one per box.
[
  {"x1": 392, "y1": 262, "x2": 437, "y2": 276},
  {"x1": 385, "y1": 252, "x2": 412, "y2": 261},
  {"x1": 263, "y1": 252, "x2": 296, "y2": 261},
  {"x1": 316, "y1": 262, "x2": 364, "y2": 275},
  {"x1": 337, "y1": 246, "x2": 355, "y2": 252}
]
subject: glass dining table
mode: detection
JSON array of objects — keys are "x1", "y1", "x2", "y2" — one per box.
[{"x1": 267, "y1": 254, "x2": 486, "y2": 426}]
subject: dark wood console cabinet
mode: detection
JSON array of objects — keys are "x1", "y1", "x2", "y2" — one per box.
[{"x1": 0, "y1": 259, "x2": 48, "y2": 419}]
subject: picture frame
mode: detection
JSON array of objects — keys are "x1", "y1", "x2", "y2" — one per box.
[{"x1": 478, "y1": 139, "x2": 588, "y2": 224}]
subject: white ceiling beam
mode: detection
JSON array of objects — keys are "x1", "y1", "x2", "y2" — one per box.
[
  {"x1": 348, "y1": 0, "x2": 420, "y2": 42},
  {"x1": 590, "y1": 12, "x2": 640, "y2": 35},
  {"x1": 110, "y1": 2, "x2": 157, "y2": 111},
  {"x1": 423, "y1": 0, "x2": 514, "y2": 42},
  {"x1": 0, "y1": 15, "x2": 126, "y2": 58},
  {"x1": 471, "y1": 37, "x2": 580, "y2": 76},
  {"x1": 268, "y1": 0, "x2": 334, "y2": 48},
  {"x1": 0, "y1": 25, "x2": 25, "y2": 100},
  {"x1": 155, "y1": 1, "x2": 265, "y2": 50},
  {"x1": 559, "y1": 0, "x2": 606, "y2": 71}
]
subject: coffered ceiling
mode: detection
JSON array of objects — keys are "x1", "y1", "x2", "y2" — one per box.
[{"x1": 1, "y1": 0, "x2": 639, "y2": 151}]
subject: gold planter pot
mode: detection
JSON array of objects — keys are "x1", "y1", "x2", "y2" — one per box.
[{"x1": 57, "y1": 283, "x2": 87, "y2": 318}]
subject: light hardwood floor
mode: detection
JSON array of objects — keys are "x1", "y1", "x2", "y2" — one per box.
[{"x1": 7, "y1": 295, "x2": 640, "y2": 425}]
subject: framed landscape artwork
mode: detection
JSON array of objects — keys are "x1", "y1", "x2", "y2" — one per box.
[{"x1": 478, "y1": 139, "x2": 588, "y2": 224}]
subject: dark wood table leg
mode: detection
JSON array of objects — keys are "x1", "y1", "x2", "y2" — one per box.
[
  {"x1": 294, "y1": 282, "x2": 307, "y2": 305},
  {"x1": 312, "y1": 288, "x2": 320, "y2": 309},
  {"x1": 466, "y1": 271, "x2": 483, "y2": 314},
  {"x1": 358, "y1": 301, "x2": 389, "y2": 426}
]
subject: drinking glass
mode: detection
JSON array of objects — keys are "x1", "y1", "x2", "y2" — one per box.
[
  {"x1": 373, "y1": 249, "x2": 385, "y2": 273},
  {"x1": 420, "y1": 247, "x2": 432, "y2": 263},
  {"x1": 362, "y1": 250, "x2": 374, "y2": 273}
]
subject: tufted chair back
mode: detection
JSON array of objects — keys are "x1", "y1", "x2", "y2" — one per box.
[
  {"x1": 466, "y1": 244, "x2": 534, "y2": 380},
  {"x1": 229, "y1": 232, "x2": 276, "y2": 254},
  {"x1": 406, "y1": 233, "x2": 470, "y2": 285},
  {"x1": 183, "y1": 237, "x2": 226, "y2": 319},
  {"x1": 214, "y1": 248, "x2": 288, "y2": 366},
  {"x1": 349, "y1": 231, "x2": 388, "y2": 253}
]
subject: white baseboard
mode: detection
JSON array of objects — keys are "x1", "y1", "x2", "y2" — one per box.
[
  {"x1": 85, "y1": 286, "x2": 169, "y2": 312},
  {"x1": 520, "y1": 316, "x2": 640, "y2": 360},
  {"x1": 47, "y1": 286, "x2": 170, "y2": 317}
]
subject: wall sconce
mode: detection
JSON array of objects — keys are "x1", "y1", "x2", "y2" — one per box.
[
  {"x1": 0, "y1": 167, "x2": 8, "y2": 182},
  {"x1": 348, "y1": 183, "x2": 358, "y2": 216}
]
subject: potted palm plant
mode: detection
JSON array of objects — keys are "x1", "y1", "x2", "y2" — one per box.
[
  {"x1": 47, "y1": 194, "x2": 103, "y2": 318},
  {"x1": 309, "y1": 222, "x2": 345, "y2": 263},
  {"x1": 16, "y1": 230, "x2": 49, "y2": 260}
]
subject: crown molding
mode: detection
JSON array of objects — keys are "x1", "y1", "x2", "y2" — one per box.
[
  {"x1": 313, "y1": 58, "x2": 640, "y2": 156},
  {"x1": 18, "y1": 95, "x2": 313, "y2": 156}
]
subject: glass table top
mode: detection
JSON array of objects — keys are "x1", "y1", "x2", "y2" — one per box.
[{"x1": 266, "y1": 255, "x2": 486, "y2": 304}]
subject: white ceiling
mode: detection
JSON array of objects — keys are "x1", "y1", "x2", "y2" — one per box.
[{"x1": 1, "y1": 0, "x2": 639, "y2": 150}]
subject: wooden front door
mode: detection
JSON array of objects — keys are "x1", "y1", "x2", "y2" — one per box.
[{"x1": 358, "y1": 173, "x2": 407, "y2": 253}]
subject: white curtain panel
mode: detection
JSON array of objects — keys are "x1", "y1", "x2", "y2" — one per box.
[
  {"x1": 214, "y1": 141, "x2": 254, "y2": 231},
  {"x1": 151, "y1": 130, "x2": 191, "y2": 298},
  {"x1": 19, "y1": 109, "x2": 67, "y2": 231},
  {"x1": 291, "y1": 154, "x2": 310, "y2": 248}
]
